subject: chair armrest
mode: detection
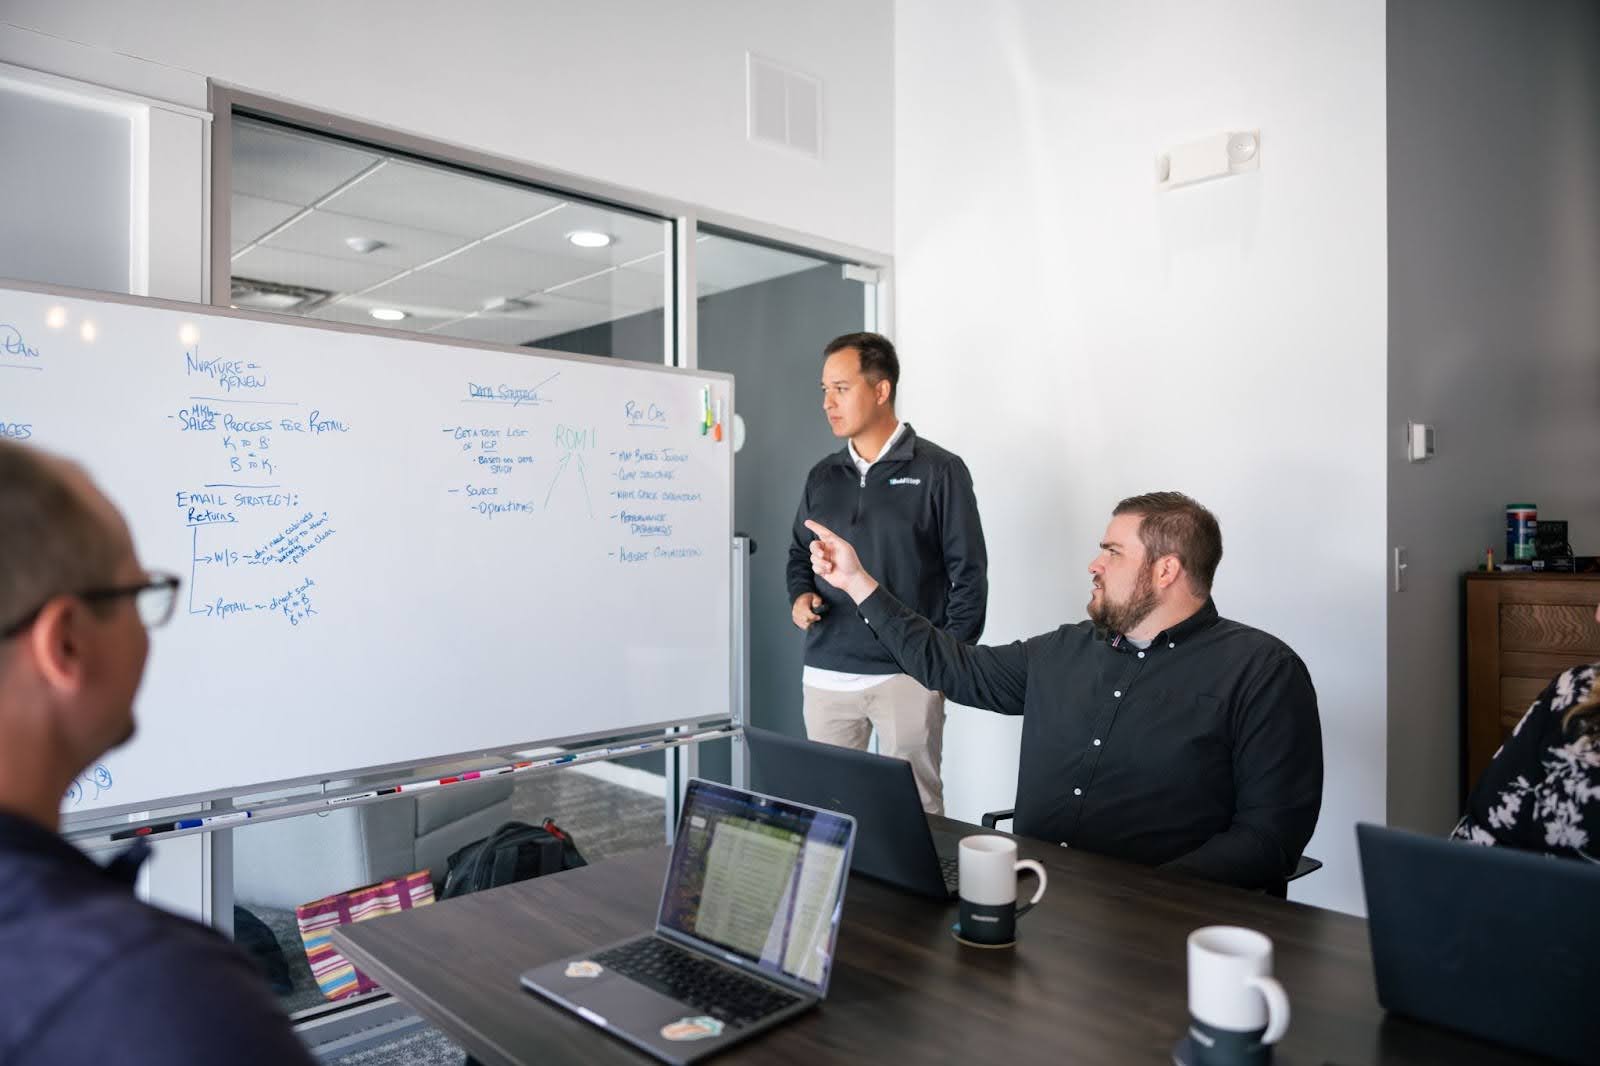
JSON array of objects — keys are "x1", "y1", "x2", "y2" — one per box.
[
  {"x1": 980, "y1": 808, "x2": 1016, "y2": 830},
  {"x1": 1288, "y1": 854, "x2": 1323, "y2": 881}
]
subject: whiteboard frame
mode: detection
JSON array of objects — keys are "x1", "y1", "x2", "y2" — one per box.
[{"x1": 0, "y1": 276, "x2": 736, "y2": 827}]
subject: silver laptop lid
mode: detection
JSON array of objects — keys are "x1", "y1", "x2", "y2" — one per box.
[{"x1": 655, "y1": 779, "x2": 856, "y2": 999}]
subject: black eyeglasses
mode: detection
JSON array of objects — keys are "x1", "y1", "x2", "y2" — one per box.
[{"x1": 0, "y1": 573, "x2": 182, "y2": 639}]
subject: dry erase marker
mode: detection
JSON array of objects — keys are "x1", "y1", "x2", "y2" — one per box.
[
  {"x1": 397, "y1": 771, "x2": 468, "y2": 793},
  {"x1": 200, "y1": 811, "x2": 252, "y2": 829},
  {"x1": 521, "y1": 753, "x2": 578, "y2": 770},
  {"x1": 602, "y1": 740, "x2": 662, "y2": 757},
  {"x1": 111, "y1": 821, "x2": 175, "y2": 840},
  {"x1": 713, "y1": 398, "x2": 724, "y2": 442},
  {"x1": 327, "y1": 786, "x2": 400, "y2": 807}
]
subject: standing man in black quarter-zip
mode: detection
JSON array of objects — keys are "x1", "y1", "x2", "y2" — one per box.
[{"x1": 786, "y1": 332, "x2": 988, "y2": 815}]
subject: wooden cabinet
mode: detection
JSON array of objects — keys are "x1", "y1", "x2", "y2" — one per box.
[{"x1": 1464, "y1": 573, "x2": 1600, "y2": 794}]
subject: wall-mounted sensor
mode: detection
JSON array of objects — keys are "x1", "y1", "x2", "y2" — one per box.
[
  {"x1": 1226, "y1": 131, "x2": 1258, "y2": 165},
  {"x1": 1156, "y1": 129, "x2": 1261, "y2": 190}
]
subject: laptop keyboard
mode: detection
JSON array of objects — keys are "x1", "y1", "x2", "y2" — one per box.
[
  {"x1": 940, "y1": 855, "x2": 960, "y2": 891},
  {"x1": 595, "y1": 937, "x2": 799, "y2": 1028}
]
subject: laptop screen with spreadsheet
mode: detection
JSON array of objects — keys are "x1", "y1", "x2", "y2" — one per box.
[{"x1": 656, "y1": 780, "x2": 854, "y2": 996}]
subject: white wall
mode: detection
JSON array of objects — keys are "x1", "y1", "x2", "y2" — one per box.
[
  {"x1": 1, "y1": 0, "x2": 893, "y2": 254},
  {"x1": 894, "y1": 0, "x2": 1388, "y2": 913},
  {"x1": 1387, "y1": 0, "x2": 1600, "y2": 835},
  {"x1": 0, "y1": 29, "x2": 209, "y2": 304}
]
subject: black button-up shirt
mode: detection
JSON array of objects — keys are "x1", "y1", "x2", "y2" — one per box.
[
  {"x1": 858, "y1": 591, "x2": 1323, "y2": 891},
  {"x1": 0, "y1": 811, "x2": 314, "y2": 1066}
]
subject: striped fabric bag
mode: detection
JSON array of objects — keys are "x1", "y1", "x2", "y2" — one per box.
[{"x1": 295, "y1": 870, "x2": 435, "y2": 1001}]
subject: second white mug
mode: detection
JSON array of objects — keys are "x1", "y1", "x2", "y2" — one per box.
[
  {"x1": 1185, "y1": 926, "x2": 1290, "y2": 1066},
  {"x1": 956, "y1": 835, "x2": 1047, "y2": 946}
]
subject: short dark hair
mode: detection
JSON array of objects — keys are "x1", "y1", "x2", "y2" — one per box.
[
  {"x1": 823, "y1": 331, "x2": 899, "y2": 402},
  {"x1": 0, "y1": 440, "x2": 121, "y2": 635},
  {"x1": 1112, "y1": 491, "x2": 1223, "y2": 596}
]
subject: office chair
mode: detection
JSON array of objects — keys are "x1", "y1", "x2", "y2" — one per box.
[{"x1": 979, "y1": 807, "x2": 1323, "y2": 883}]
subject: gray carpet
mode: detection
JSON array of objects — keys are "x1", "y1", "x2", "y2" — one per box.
[
  {"x1": 325, "y1": 1028, "x2": 467, "y2": 1066},
  {"x1": 236, "y1": 768, "x2": 667, "y2": 1062}
]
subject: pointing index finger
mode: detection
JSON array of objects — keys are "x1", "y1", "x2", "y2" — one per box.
[{"x1": 803, "y1": 519, "x2": 837, "y2": 541}]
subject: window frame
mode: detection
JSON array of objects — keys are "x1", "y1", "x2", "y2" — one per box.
[{"x1": 208, "y1": 85, "x2": 894, "y2": 369}]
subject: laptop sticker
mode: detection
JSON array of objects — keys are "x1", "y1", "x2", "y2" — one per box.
[
  {"x1": 564, "y1": 961, "x2": 603, "y2": 979},
  {"x1": 661, "y1": 1016, "x2": 724, "y2": 1041}
]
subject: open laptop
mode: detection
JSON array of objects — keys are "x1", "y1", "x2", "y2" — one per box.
[
  {"x1": 521, "y1": 779, "x2": 856, "y2": 1064},
  {"x1": 1357, "y1": 822, "x2": 1598, "y2": 1064},
  {"x1": 745, "y1": 726, "x2": 960, "y2": 899}
]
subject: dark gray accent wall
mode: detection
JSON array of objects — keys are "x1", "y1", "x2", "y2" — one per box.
[
  {"x1": 540, "y1": 264, "x2": 865, "y2": 782},
  {"x1": 697, "y1": 263, "x2": 867, "y2": 780},
  {"x1": 1387, "y1": 0, "x2": 1600, "y2": 831}
]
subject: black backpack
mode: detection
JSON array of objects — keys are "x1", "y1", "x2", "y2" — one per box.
[{"x1": 440, "y1": 819, "x2": 587, "y2": 900}]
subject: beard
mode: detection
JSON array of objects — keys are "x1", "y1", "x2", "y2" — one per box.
[{"x1": 1087, "y1": 564, "x2": 1161, "y2": 635}]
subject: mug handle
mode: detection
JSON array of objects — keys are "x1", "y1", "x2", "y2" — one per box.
[
  {"x1": 1012, "y1": 859, "x2": 1048, "y2": 918},
  {"x1": 1246, "y1": 975, "x2": 1290, "y2": 1044}
]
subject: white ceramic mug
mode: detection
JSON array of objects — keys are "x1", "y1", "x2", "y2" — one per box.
[
  {"x1": 1185, "y1": 926, "x2": 1290, "y2": 1065},
  {"x1": 956, "y1": 835, "x2": 1047, "y2": 945}
]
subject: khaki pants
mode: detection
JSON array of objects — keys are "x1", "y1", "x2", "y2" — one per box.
[{"x1": 802, "y1": 676, "x2": 946, "y2": 815}]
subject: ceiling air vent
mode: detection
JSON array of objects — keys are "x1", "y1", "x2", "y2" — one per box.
[
  {"x1": 229, "y1": 277, "x2": 333, "y2": 313},
  {"x1": 747, "y1": 53, "x2": 821, "y2": 158}
]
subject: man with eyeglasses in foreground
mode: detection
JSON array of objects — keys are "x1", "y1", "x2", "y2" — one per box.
[{"x1": 0, "y1": 440, "x2": 314, "y2": 1065}]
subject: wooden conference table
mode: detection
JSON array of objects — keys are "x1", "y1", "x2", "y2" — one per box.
[{"x1": 334, "y1": 816, "x2": 1534, "y2": 1065}]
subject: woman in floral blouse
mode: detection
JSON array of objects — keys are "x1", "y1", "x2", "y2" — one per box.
[{"x1": 1452, "y1": 602, "x2": 1600, "y2": 862}]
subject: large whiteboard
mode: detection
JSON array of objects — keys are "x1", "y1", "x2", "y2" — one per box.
[{"x1": 0, "y1": 284, "x2": 732, "y2": 817}]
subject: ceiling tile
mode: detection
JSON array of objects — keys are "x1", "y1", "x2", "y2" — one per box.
[
  {"x1": 264, "y1": 209, "x2": 467, "y2": 271},
  {"x1": 232, "y1": 193, "x2": 303, "y2": 249},
  {"x1": 426, "y1": 240, "x2": 602, "y2": 293},
  {"x1": 495, "y1": 201, "x2": 671, "y2": 269},
  {"x1": 231, "y1": 120, "x2": 380, "y2": 206},
  {"x1": 437, "y1": 294, "x2": 620, "y2": 347},
  {"x1": 231, "y1": 246, "x2": 400, "y2": 297},
  {"x1": 547, "y1": 267, "x2": 668, "y2": 315},
  {"x1": 359, "y1": 270, "x2": 512, "y2": 316},
  {"x1": 321, "y1": 160, "x2": 562, "y2": 238}
]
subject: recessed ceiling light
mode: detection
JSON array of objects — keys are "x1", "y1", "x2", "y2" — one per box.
[
  {"x1": 567, "y1": 230, "x2": 613, "y2": 249},
  {"x1": 345, "y1": 236, "x2": 387, "y2": 254},
  {"x1": 369, "y1": 308, "x2": 407, "y2": 322}
]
